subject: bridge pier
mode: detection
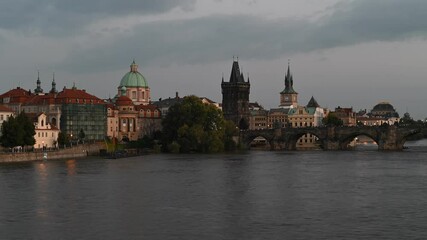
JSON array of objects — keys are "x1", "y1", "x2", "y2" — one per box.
[{"x1": 377, "y1": 126, "x2": 404, "y2": 151}]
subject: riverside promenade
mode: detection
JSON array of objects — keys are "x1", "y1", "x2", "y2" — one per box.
[{"x1": 0, "y1": 143, "x2": 104, "y2": 163}]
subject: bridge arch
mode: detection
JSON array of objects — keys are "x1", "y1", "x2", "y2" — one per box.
[
  {"x1": 286, "y1": 129, "x2": 325, "y2": 150},
  {"x1": 241, "y1": 132, "x2": 275, "y2": 150},
  {"x1": 339, "y1": 132, "x2": 379, "y2": 150},
  {"x1": 399, "y1": 129, "x2": 422, "y2": 149}
]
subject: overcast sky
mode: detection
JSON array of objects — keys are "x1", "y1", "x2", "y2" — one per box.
[{"x1": 1, "y1": 0, "x2": 427, "y2": 119}]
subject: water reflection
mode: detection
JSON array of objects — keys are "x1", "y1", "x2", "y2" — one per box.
[
  {"x1": 66, "y1": 159, "x2": 77, "y2": 176},
  {"x1": 35, "y1": 162, "x2": 49, "y2": 219}
]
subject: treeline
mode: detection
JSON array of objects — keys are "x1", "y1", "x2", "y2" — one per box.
[{"x1": 127, "y1": 95, "x2": 239, "y2": 153}]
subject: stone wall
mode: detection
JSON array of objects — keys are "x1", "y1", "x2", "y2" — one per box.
[{"x1": 0, "y1": 143, "x2": 104, "y2": 163}]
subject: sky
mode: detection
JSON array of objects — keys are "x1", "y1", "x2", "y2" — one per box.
[{"x1": 1, "y1": 0, "x2": 427, "y2": 119}]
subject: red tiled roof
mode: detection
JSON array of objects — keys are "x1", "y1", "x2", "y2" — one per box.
[
  {"x1": 0, "y1": 87, "x2": 33, "y2": 104},
  {"x1": 56, "y1": 88, "x2": 104, "y2": 104},
  {"x1": 115, "y1": 96, "x2": 133, "y2": 106},
  {"x1": 0, "y1": 104, "x2": 13, "y2": 112}
]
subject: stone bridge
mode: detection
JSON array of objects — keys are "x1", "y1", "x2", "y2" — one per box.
[{"x1": 240, "y1": 125, "x2": 420, "y2": 151}]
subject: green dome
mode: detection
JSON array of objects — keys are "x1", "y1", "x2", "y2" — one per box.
[{"x1": 119, "y1": 61, "x2": 148, "y2": 88}]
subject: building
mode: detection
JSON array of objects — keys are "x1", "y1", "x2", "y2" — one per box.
[
  {"x1": 332, "y1": 107, "x2": 357, "y2": 126},
  {"x1": 0, "y1": 87, "x2": 33, "y2": 113},
  {"x1": 31, "y1": 112, "x2": 60, "y2": 149},
  {"x1": 0, "y1": 105, "x2": 14, "y2": 136},
  {"x1": 287, "y1": 97, "x2": 326, "y2": 149},
  {"x1": 248, "y1": 103, "x2": 269, "y2": 130},
  {"x1": 279, "y1": 62, "x2": 298, "y2": 109},
  {"x1": 106, "y1": 62, "x2": 162, "y2": 141},
  {"x1": 370, "y1": 102, "x2": 399, "y2": 119},
  {"x1": 0, "y1": 74, "x2": 107, "y2": 141},
  {"x1": 356, "y1": 102, "x2": 400, "y2": 126},
  {"x1": 116, "y1": 61, "x2": 151, "y2": 105},
  {"x1": 221, "y1": 59, "x2": 250, "y2": 129}
]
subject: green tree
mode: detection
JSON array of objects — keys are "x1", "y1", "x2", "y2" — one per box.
[
  {"x1": 162, "y1": 95, "x2": 237, "y2": 153},
  {"x1": 57, "y1": 132, "x2": 70, "y2": 146},
  {"x1": 78, "y1": 128, "x2": 86, "y2": 143},
  {"x1": 0, "y1": 112, "x2": 35, "y2": 148},
  {"x1": 322, "y1": 113, "x2": 344, "y2": 127}
]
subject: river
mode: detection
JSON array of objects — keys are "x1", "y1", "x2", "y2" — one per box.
[{"x1": 1, "y1": 140, "x2": 427, "y2": 239}]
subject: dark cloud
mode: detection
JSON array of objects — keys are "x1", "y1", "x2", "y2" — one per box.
[
  {"x1": 0, "y1": 0, "x2": 195, "y2": 35},
  {"x1": 58, "y1": 0, "x2": 427, "y2": 73}
]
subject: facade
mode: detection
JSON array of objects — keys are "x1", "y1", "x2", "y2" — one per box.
[
  {"x1": 116, "y1": 61, "x2": 151, "y2": 105},
  {"x1": 356, "y1": 102, "x2": 400, "y2": 126},
  {"x1": 287, "y1": 97, "x2": 325, "y2": 149},
  {"x1": 332, "y1": 107, "x2": 357, "y2": 126},
  {"x1": 31, "y1": 113, "x2": 60, "y2": 149},
  {"x1": 0, "y1": 75, "x2": 107, "y2": 141},
  {"x1": 370, "y1": 102, "x2": 399, "y2": 119},
  {"x1": 0, "y1": 105, "x2": 14, "y2": 136},
  {"x1": 221, "y1": 60, "x2": 250, "y2": 129},
  {"x1": 106, "y1": 63, "x2": 162, "y2": 142}
]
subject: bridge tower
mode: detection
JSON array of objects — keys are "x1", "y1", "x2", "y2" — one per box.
[{"x1": 221, "y1": 59, "x2": 250, "y2": 129}]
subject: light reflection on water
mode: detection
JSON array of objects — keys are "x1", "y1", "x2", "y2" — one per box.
[{"x1": 1, "y1": 141, "x2": 427, "y2": 239}]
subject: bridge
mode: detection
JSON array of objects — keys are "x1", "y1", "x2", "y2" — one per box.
[{"x1": 240, "y1": 125, "x2": 420, "y2": 151}]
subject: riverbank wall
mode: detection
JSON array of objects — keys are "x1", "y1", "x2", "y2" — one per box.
[{"x1": 0, "y1": 143, "x2": 104, "y2": 163}]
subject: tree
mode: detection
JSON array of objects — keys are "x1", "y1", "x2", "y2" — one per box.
[
  {"x1": 57, "y1": 132, "x2": 70, "y2": 146},
  {"x1": 78, "y1": 129, "x2": 86, "y2": 143},
  {"x1": 161, "y1": 95, "x2": 237, "y2": 153},
  {"x1": 322, "y1": 113, "x2": 344, "y2": 127},
  {"x1": 0, "y1": 112, "x2": 35, "y2": 148}
]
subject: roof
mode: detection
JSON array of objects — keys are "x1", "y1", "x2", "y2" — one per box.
[
  {"x1": 269, "y1": 108, "x2": 290, "y2": 114},
  {"x1": 288, "y1": 107, "x2": 316, "y2": 116},
  {"x1": 307, "y1": 96, "x2": 320, "y2": 108},
  {"x1": 55, "y1": 88, "x2": 104, "y2": 104},
  {"x1": 281, "y1": 63, "x2": 297, "y2": 94},
  {"x1": 0, "y1": 87, "x2": 33, "y2": 104},
  {"x1": 119, "y1": 61, "x2": 148, "y2": 88},
  {"x1": 115, "y1": 96, "x2": 134, "y2": 106},
  {"x1": 0, "y1": 104, "x2": 13, "y2": 112},
  {"x1": 229, "y1": 60, "x2": 246, "y2": 83}
]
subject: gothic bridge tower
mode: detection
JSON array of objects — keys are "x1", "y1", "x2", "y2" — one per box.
[{"x1": 221, "y1": 59, "x2": 250, "y2": 129}]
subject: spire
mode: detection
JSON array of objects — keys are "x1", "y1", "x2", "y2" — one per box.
[
  {"x1": 34, "y1": 70, "x2": 43, "y2": 94},
  {"x1": 72, "y1": 82, "x2": 77, "y2": 90},
  {"x1": 229, "y1": 59, "x2": 245, "y2": 83},
  {"x1": 50, "y1": 72, "x2": 57, "y2": 94},
  {"x1": 281, "y1": 60, "x2": 297, "y2": 94}
]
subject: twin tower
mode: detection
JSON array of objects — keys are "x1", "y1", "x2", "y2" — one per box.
[{"x1": 221, "y1": 59, "x2": 298, "y2": 129}]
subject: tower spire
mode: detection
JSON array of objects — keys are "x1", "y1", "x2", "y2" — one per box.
[
  {"x1": 34, "y1": 70, "x2": 43, "y2": 94},
  {"x1": 50, "y1": 72, "x2": 57, "y2": 93}
]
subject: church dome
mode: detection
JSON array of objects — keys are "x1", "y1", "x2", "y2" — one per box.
[
  {"x1": 371, "y1": 101, "x2": 399, "y2": 118},
  {"x1": 372, "y1": 102, "x2": 395, "y2": 111},
  {"x1": 119, "y1": 61, "x2": 148, "y2": 88}
]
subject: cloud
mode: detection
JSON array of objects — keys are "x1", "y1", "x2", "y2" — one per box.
[
  {"x1": 58, "y1": 0, "x2": 427, "y2": 73},
  {"x1": 3, "y1": 0, "x2": 427, "y2": 74},
  {"x1": 0, "y1": 0, "x2": 196, "y2": 35}
]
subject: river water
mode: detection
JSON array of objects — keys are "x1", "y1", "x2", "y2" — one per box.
[{"x1": 2, "y1": 140, "x2": 427, "y2": 239}]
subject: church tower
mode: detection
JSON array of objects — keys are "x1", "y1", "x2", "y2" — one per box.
[
  {"x1": 279, "y1": 62, "x2": 298, "y2": 108},
  {"x1": 221, "y1": 59, "x2": 250, "y2": 129},
  {"x1": 34, "y1": 71, "x2": 44, "y2": 95}
]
